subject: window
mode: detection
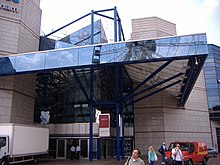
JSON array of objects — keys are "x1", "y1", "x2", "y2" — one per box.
[{"x1": 0, "y1": 137, "x2": 6, "y2": 148}]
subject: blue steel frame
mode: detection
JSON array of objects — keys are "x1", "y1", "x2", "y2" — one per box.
[
  {"x1": 43, "y1": 7, "x2": 124, "y2": 161},
  {"x1": 44, "y1": 6, "x2": 125, "y2": 43}
]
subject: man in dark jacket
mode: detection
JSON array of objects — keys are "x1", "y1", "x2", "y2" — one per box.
[{"x1": 158, "y1": 142, "x2": 167, "y2": 164}]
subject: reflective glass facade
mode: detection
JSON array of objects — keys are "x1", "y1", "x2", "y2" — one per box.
[
  {"x1": 0, "y1": 33, "x2": 209, "y2": 125},
  {"x1": 34, "y1": 68, "x2": 133, "y2": 125},
  {"x1": 39, "y1": 20, "x2": 108, "y2": 51},
  {"x1": 205, "y1": 44, "x2": 220, "y2": 120},
  {"x1": 0, "y1": 34, "x2": 208, "y2": 76}
]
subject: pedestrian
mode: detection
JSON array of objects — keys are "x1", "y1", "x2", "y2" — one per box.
[
  {"x1": 171, "y1": 144, "x2": 183, "y2": 165},
  {"x1": 158, "y1": 142, "x2": 167, "y2": 164},
  {"x1": 124, "y1": 148, "x2": 145, "y2": 165},
  {"x1": 148, "y1": 146, "x2": 157, "y2": 165},
  {"x1": 76, "y1": 144, "x2": 81, "y2": 160},
  {"x1": 70, "y1": 144, "x2": 76, "y2": 160}
]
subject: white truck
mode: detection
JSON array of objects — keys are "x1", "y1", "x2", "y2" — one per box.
[{"x1": 0, "y1": 123, "x2": 49, "y2": 165}]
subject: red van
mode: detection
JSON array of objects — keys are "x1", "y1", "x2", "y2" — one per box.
[{"x1": 165, "y1": 141, "x2": 209, "y2": 165}]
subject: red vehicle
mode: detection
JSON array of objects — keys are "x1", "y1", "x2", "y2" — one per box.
[{"x1": 165, "y1": 141, "x2": 209, "y2": 165}]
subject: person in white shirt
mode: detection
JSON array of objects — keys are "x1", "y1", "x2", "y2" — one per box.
[
  {"x1": 171, "y1": 144, "x2": 183, "y2": 165},
  {"x1": 76, "y1": 145, "x2": 81, "y2": 160},
  {"x1": 70, "y1": 145, "x2": 76, "y2": 160}
]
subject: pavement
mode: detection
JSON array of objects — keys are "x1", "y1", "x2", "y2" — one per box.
[{"x1": 19, "y1": 154, "x2": 220, "y2": 165}]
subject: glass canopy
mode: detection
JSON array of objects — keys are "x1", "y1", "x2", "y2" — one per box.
[{"x1": 0, "y1": 33, "x2": 208, "y2": 106}]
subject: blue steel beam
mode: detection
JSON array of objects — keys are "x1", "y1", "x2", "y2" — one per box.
[
  {"x1": 124, "y1": 72, "x2": 184, "y2": 102},
  {"x1": 94, "y1": 8, "x2": 114, "y2": 13},
  {"x1": 72, "y1": 70, "x2": 90, "y2": 101},
  {"x1": 133, "y1": 80, "x2": 182, "y2": 104},
  {"x1": 123, "y1": 60, "x2": 173, "y2": 100},
  {"x1": 103, "y1": 66, "x2": 114, "y2": 97},
  {"x1": 179, "y1": 55, "x2": 207, "y2": 106},
  {"x1": 45, "y1": 13, "x2": 91, "y2": 37},
  {"x1": 118, "y1": 19, "x2": 122, "y2": 41},
  {"x1": 94, "y1": 12, "x2": 114, "y2": 20},
  {"x1": 116, "y1": 12, "x2": 125, "y2": 41}
]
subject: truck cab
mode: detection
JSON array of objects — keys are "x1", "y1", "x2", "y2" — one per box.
[
  {"x1": 165, "y1": 141, "x2": 208, "y2": 165},
  {"x1": 0, "y1": 136, "x2": 9, "y2": 164}
]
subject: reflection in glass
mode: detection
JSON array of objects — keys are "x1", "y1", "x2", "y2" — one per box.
[
  {"x1": 78, "y1": 47, "x2": 93, "y2": 65},
  {"x1": 45, "y1": 48, "x2": 79, "y2": 69},
  {"x1": 15, "y1": 53, "x2": 46, "y2": 72},
  {"x1": 0, "y1": 56, "x2": 16, "y2": 75}
]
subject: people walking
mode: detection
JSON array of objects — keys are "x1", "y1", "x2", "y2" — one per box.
[
  {"x1": 124, "y1": 148, "x2": 145, "y2": 165},
  {"x1": 148, "y1": 146, "x2": 157, "y2": 165},
  {"x1": 70, "y1": 145, "x2": 76, "y2": 160},
  {"x1": 158, "y1": 142, "x2": 167, "y2": 164}
]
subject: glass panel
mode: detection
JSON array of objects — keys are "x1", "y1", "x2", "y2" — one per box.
[
  {"x1": 15, "y1": 52, "x2": 45, "y2": 72},
  {"x1": 78, "y1": 47, "x2": 93, "y2": 66},
  {"x1": 0, "y1": 56, "x2": 16, "y2": 75},
  {"x1": 45, "y1": 48, "x2": 79, "y2": 69},
  {"x1": 179, "y1": 35, "x2": 193, "y2": 43},
  {"x1": 176, "y1": 45, "x2": 191, "y2": 56},
  {"x1": 157, "y1": 46, "x2": 169, "y2": 57},
  {"x1": 167, "y1": 46, "x2": 178, "y2": 56},
  {"x1": 196, "y1": 44, "x2": 208, "y2": 54},
  {"x1": 57, "y1": 139, "x2": 66, "y2": 158}
]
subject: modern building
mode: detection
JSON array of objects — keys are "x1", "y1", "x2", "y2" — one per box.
[
  {"x1": 0, "y1": 0, "x2": 219, "y2": 162},
  {"x1": 204, "y1": 44, "x2": 220, "y2": 152}
]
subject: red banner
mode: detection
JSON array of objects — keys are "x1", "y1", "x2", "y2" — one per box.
[{"x1": 99, "y1": 114, "x2": 109, "y2": 128}]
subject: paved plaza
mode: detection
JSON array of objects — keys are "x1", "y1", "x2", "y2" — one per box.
[{"x1": 18, "y1": 155, "x2": 220, "y2": 165}]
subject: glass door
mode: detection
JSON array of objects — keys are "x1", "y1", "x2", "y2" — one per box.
[
  {"x1": 56, "y1": 139, "x2": 66, "y2": 159},
  {"x1": 80, "y1": 139, "x2": 88, "y2": 158}
]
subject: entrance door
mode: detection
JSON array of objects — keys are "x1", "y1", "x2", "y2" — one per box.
[
  {"x1": 80, "y1": 139, "x2": 88, "y2": 158},
  {"x1": 217, "y1": 128, "x2": 220, "y2": 153},
  {"x1": 56, "y1": 139, "x2": 66, "y2": 159}
]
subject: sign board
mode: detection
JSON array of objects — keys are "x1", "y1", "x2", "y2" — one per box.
[{"x1": 99, "y1": 114, "x2": 110, "y2": 137}]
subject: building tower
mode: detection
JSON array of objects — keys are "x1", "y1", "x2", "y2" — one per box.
[
  {"x1": 130, "y1": 16, "x2": 176, "y2": 40},
  {"x1": 130, "y1": 16, "x2": 211, "y2": 153},
  {"x1": 0, "y1": 0, "x2": 42, "y2": 123}
]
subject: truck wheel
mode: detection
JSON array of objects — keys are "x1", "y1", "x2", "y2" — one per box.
[
  {"x1": 33, "y1": 157, "x2": 39, "y2": 164},
  {"x1": 214, "y1": 153, "x2": 217, "y2": 157},
  {"x1": 1, "y1": 158, "x2": 9, "y2": 165},
  {"x1": 188, "y1": 159, "x2": 193, "y2": 165},
  {"x1": 202, "y1": 157, "x2": 207, "y2": 165}
]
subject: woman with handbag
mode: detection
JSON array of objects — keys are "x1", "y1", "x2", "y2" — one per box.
[{"x1": 148, "y1": 146, "x2": 157, "y2": 165}]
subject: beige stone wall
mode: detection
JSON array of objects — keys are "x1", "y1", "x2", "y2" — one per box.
[
  {"x1": 0, "y1": 0, "x2": 41, "y2": 124},
  {"x1": 131, "y1": 17, "x2": 176, "y2": 40}
]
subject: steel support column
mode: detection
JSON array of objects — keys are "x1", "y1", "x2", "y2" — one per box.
[
  {"x1": 91, "y1": 10, "x2": 94, "y2": 45},
  {"x1": 119, "y1": 65, "x2": 125, "y2": 160},
  {"x1": 89, "y1": 68, "x2": 94, "y2": 161},
  {"x1": 114, "y1": 6, "x2": 117, "y2": 42},
  {"x1": 115, "y1": 64, "x2": 120, "y2": 161}
]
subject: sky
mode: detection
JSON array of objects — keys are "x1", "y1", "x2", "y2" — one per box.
[{"x1": 40, "y1": 0, "x2": 220, "y2": 45}]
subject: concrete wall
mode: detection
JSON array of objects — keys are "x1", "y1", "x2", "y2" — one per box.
[
  {"x1": 0, "y1": 0, "x2": 41, "y2": 124},
  {"x1": 131, "y1": 17, "x2": 176, "y2": 40}
]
